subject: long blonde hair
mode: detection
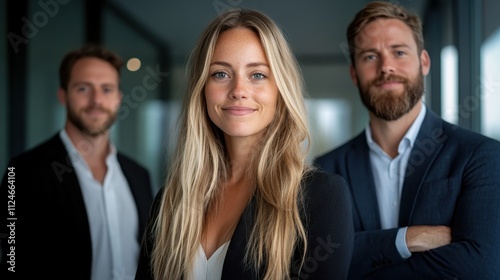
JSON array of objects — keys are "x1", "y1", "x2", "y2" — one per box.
[{"x1": 151, "y1": 9, "x2": 311, "y2": 279}]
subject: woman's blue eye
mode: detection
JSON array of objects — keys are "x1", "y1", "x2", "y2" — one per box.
[
  {"x1": 212, "y1": 72, "x2": 228, "y2": 79},
  {"x1": 252, "y1": 73, "x2": 266, "y2": 80}
]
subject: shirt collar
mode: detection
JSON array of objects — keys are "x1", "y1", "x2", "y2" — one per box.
[
  {"x1": 365, "y1": 103, "x2": 427, "y2": 152},
  {"x1": 59, "y1": 129, "x2": 117, "y2": 163},
  {"x1": 403, "y1": 103, "x2": 427, "y2": 148}
]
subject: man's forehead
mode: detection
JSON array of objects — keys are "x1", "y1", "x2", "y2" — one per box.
[{"x1": 353, "y1": 18, "x2": 416, "y2": 50}]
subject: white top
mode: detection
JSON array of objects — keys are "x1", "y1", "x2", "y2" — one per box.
[
  {"x1": 60, "y1": 130, "x2": 140, "y2": 280},
  {"x1": 191, "y1": 242, "x2": 230, "y2": 280}
]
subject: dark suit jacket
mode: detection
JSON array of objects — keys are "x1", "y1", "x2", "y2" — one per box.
[
  {"x1": 314, "y1": 108, "x2": 500, "y2": 279},
  {"x1": 135, "y1": 170, "x2": 354, "y2": 280},
  {"x1": 0, "y1": 133, "x2": 154, "y2": 279}
]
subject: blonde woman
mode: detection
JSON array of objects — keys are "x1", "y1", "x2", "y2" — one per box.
[{"x1": 135, "y1": 9, "x2": 353, "y2": 280}]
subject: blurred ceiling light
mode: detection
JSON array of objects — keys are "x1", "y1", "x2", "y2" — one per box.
[{"x1": 127, "y1": 58, "x2": 141, "y2": 71}]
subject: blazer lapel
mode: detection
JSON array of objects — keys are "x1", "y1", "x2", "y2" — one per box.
[
  {"x1": 398, "y1": 109, "x2": 446, "y2": 226},
  {"x1": 49, "y1": 135, "x2": 91, "y2": 236},
  {"x1": 222, "y1": 196, "x2": 258, "y2": 279},
  {"x1": 348, "y1": 134, "x2": 381, "y2": 230}
]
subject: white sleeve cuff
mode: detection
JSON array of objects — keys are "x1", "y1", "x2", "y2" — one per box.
[{"x1": 396, "y1": 227, "x2": 412, "y2": 259}]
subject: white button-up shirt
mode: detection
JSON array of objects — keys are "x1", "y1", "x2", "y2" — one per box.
[
  {"x1": 60, "y1": 130, "x2": 139, "y2": 280},
  {"x1": 365, "y1": 104, "x2": 426, "y2": 258}
]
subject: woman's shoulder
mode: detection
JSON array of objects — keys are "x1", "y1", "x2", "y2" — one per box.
[
  {"x1": 297, "y1": 170, "x2": 354, "y2": 280},
  {"x1": 300, "y1": 168, "x2": 352, "y2": 217},
  {"x1": 302, "y1": 168, "x2": 349, "y2": 196}
]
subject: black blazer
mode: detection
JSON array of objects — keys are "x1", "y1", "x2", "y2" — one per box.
[
  {"x1": 0, "y1": 133, "x2": 154, "y2": 279},
  {"x1": 135, "y1": 170, "x2": 354, "y2": 279},
  {"x1": 314, "y1": 108, "x2": 500, "y2": 279}
]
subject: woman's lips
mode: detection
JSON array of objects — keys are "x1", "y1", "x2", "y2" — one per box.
[{"x1": 222, "y1": 106, "x2": 256, "y2": 116}]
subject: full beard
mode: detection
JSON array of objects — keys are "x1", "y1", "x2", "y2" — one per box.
[
  {"x1": 357, "y1": 71, "x2": 424, "y2": 121},
  {"x1": 67, "y1": 105, "x2": 117, "y2": 137}
]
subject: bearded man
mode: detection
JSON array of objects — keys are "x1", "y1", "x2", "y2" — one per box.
[
  {"x1": 315, "y1": 1, "x2": 500, "y2": 280},
  {"x1": 0, "y1": 45, "x2": 153, "y2": 280}
]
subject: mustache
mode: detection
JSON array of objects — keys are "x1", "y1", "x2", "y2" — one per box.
[
  {"x1": 82, "y1": 106, "x2": 112, "y2": 113},
  {"x1": 372, "y1": 74, "x2": 408, "y2": 85}
]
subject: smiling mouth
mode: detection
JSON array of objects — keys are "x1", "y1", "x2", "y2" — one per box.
[
  {"x1": 222, "y1": 106, "x2": 256, "y2": 116},
  {"x1": 376, "y1": 81, "x2": 402, "y2": 88},
  {"x1": 84, "y1": 108, "x2": 109, "y2": 117}
]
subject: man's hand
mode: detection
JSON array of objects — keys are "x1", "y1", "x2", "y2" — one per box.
[{"x1": 406, "y1": 225, "x2": 451, "y2": 252}]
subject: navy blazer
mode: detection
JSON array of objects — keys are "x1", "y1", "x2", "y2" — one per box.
[
  {"x1": 0, "y1": 134, "x2": 154, "y2": 279},
  {"x1": 135, "y1": 170, "x2": 354, "y2": 279},
  {"x1": 314, "y1": 108, "x2": 500, "y2": 279}
]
